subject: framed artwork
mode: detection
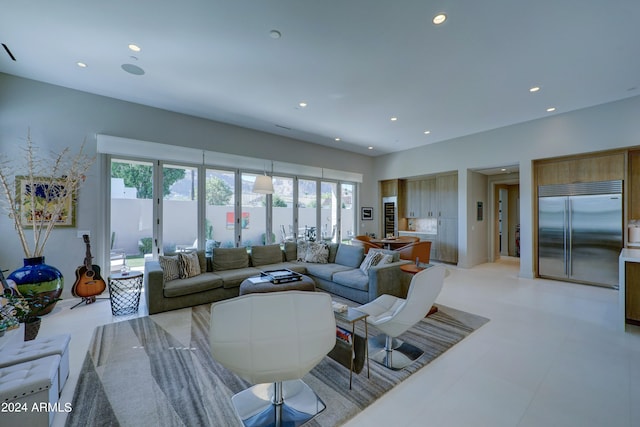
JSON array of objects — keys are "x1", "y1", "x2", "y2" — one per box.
[
  {"x1": 361, "y1": 207, "x2": 373, "y2": 221},
  {"x1": 16, "y1": 176, "x2": 77, "y2": 228}
]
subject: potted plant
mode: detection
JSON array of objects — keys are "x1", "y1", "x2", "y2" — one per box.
[
  {"x1": 0, "y1": 130, "x2": 94, "y2": 310},
  {"x1": 0, "y1": 290, "x2": 60, "y2": 340}
]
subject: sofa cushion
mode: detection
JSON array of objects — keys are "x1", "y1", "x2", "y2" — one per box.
[
  {"x1": 332, "y1": 269, "x2": 369, "y2": 292},
  {"x1": 304, "y1": 242, "x2": 329, "y2": 263},
  {"x1": 284, "y1": 241, "x2": 298, "y2": 262},
  {"x1": 335, "y1": 244, "x2": 365, "y2": 268},
  {"x1": 163, "y1": 273, "x2": 223, "y2": 298},
  {"x1": 327, "y1": 243, "x2": 339, "y2": 263},
  {"x1": 213, "y1": 247, "x2": 249, "y2": 271},
  {"x1": 251, "y1": 244, "x2": 284, "y2": 267},
  {"x1": 258, "y1": 262, "x2": 307, "y2": 275},
  {"x1": 369, "y1": 247, "x2": 400, "y2": 263},
  {"x1": 159, "y1": 255, "x2": 180, "y2": 281},
  {"x1": 197, "y1": 250, "x2": 208, "y2": 272},
  {"x1": 178, "y1": 251, "x2": 201, "y2": 278},
  {"x1": 359, "y1": 251, "x2": 384, "y2": 274},
  {"x1": 304, "y1": 263, "x2": 352, "y2": 281},
  {"x1": 215, "y1": 267, "x2": 261, "y2": 289}
]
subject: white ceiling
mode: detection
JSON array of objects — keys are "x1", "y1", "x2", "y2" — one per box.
[{"x1": 1, "y1": 0, "x2": 639, "y2": 157}]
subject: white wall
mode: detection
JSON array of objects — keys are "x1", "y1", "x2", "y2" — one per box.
[
  {"x1": 0, "y1": 73, "x2": 374, "y2": 298},
  {"x1": 373, "y1": 94, "x2": 640, "y2": 278}
]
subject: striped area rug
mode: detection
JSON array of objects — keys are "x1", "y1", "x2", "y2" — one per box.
[{"x1": 66, "y1": 301, "x2": 488, "y2": 427}]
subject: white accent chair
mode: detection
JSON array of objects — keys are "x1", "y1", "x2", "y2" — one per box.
[
  {"x1": 209, "y1": 291, "x2": 336, "y2": 427},
  {"x1": 357, "y1": 265, "x2": 445, "y2": 370}
]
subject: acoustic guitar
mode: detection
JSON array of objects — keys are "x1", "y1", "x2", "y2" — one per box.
[{"x1": 72, "y1": 234, "x2": 106, "y2": 298}]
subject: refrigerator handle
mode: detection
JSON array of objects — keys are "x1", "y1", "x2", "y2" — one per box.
[{"x1": 567, "y1": 198, "x2": 572, "y2": 277}]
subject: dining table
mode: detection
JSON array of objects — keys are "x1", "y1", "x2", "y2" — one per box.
[{"x1": 369, "y1": 236, "x2": 415, "y2": 250}]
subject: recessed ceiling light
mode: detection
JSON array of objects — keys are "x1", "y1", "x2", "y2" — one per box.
[
  {"x1": 128, "y1": 44, "x2": 141, "y2": 52},
  {"x1": 368, "y1": 146, "x2": 374, "y2": 150},
  {"x1": 390, "y1": 117, "x2": 398, "y2": 121},
  {"x1": 433, "y1": 13, "x2": 447, "y2": 25},
  {"x1": 270, "y1": 30, "x2": 282, "y2": 39},
  {"x1": 546, "y1": 107, "x2": 556, "y2": 112},
  {"x1": 529, "y1": 86, "x2": 540, "y2": 93},
  {"x1": 298, "y1": 102, "x2": 307, "y2": 108},
  {"x1": 76, "y1": 62, "x2": 87, "y2": 68},
  {"x1": 334, "y1": 137, "x2": 341, "y2": 142},
  {"x1": 423, "y1": 130, "x2": 431, "y2": 135},
  {"x1": 501, "y1": 168, "x2": 507, "y2": 172}
]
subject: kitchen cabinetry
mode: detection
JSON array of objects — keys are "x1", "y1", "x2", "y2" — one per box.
[
  {"x1": 405, "y1": 180, "x2": 422, "y2": 217},
  {"x1": 436, "y1": 174, "x2": 458, "y2": 263},
  {"x1": 421, "y1": 178, "x2": 436, "y2": 217}
]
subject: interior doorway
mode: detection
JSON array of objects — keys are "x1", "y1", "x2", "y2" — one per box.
[{"x1": 495, "y1": 184, "x2": 520, "y2": 259}]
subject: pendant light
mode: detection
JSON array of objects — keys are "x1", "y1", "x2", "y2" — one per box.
[{"x1": 253, "y1": 161, "x2": 274, "y2": 194}]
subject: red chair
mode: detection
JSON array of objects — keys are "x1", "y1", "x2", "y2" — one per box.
[
  {"x1": 350, "y1": 239, "x2": 382, "y2": 254},
  {"x1": 394, "y1": 241, "x2": 431, "y2": 264}
]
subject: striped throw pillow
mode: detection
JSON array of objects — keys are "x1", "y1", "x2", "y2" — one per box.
[
  {"x1": 159, "y1": 255, "x2": 180, "y2": 281},
  {"x1": 178, "y1": 251, "x2": 201, "y2": 279},
  {"x1": 359, "y1": 251, "x2": 383, "y2": 274}
]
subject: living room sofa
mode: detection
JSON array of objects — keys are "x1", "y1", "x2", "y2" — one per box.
[{"x1": 144, "y1": 242, "x2": 410, "y2": 314}]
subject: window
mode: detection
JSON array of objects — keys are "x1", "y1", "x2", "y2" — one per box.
[
  {"x1": 241, "y1": 172, "x2": 268, "y2": 247},
  {"x1": 273, "y1": 176, "x2": 295, "y2": 244},
  {"x1": 298, "y1": 178, "x2": 317, "y2": 241},
  {"x1": 109, "y1": 159, "x2": 154, "y2": 271},
  {"x1": 205, "y1": 168, "x2": 235, "y2": 251},
  {"x1": 162, "y1": 164, "x2": 198, "y2": 254},
  {"x1": 340, "y1": 183, "x2": 355, "y2": 242}
]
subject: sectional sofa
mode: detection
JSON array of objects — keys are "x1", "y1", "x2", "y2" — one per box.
[{"x1": 144, "y1": 242, "x2": 410, "y2": 314}]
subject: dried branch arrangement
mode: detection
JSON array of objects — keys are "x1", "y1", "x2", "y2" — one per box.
[{"x1": 0, "y1": 131, "x2": 95, "y2": 258}]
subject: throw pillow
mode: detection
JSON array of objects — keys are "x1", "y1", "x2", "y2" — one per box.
[
  {"x1": 178, "y1": 251, "x2": 201, "y2": 279},
  {"x1": 378, "y1": 254, "x2": 394, "y2": 265},
  {"x1": 296, "y1": 241, "x2": 310, "y2": 262},
  {"x1": 359, "y1": 251, "x2": 383, "y2": 274},
  {"x1": 159, "y1": 255, "x2": 180, "y2": 282},
  {"x1": 304, "y1": 242, "x2": 329, "y2": 263}
]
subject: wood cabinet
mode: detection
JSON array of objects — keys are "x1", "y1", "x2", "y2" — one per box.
[
  {"x1": 437, "y1": 218, "x2": 458, "y2": 264},
  {"x1": 421, "y1": 178, "x2": 436, "y2": 217},
  {"x1": 436, "y1": 174, "x2": 457, "y2": 218},
  {"x1": 626, "y1": 261, "x2": 640, "y2": 324},
  {"x1": 380, "y1": 179, "x2": 399, "y2": 197},
  {"x1": 405, "y1": 180, "x2": 422, "y2": 217}
]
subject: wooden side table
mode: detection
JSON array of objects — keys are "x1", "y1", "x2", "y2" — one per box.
[{"x1": 400, "y1": 264, "x2": 438, "y2": 316}]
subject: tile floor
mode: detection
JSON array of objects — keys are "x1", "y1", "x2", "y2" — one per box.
[{"x1": 33, "y1": 257, "x2": 640, "y2": 426}]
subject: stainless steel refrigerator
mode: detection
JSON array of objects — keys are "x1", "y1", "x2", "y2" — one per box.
[{"x1": 538, "y1": 180, "x2": 622, "y2": 288}]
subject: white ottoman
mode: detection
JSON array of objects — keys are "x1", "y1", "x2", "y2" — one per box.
[
  {"x1": 0, "y1": 355, "x2": 60, "y2": 427},
  {"x1": 0, "y1": 334, "x2": 70, "y2": 395}
]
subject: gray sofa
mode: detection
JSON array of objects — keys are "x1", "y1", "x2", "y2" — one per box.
[{"x1": 144, "y1": 242, "x2": 409, "y2": 314}]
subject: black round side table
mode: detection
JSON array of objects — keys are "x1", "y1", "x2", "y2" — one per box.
[{"x1": 108, "y1": 271, "x2": 144, "y2": 315}]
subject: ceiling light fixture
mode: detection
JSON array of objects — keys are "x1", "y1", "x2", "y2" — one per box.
[
  {"x1": 433, "y1": 13, "x2": 447, "y2": 25},
  {"x1": 298, "y1": 102, "x2": 307, "y2": 108},
  {"x1": 128, "y1": 44, "x2": 141, "y2": 52},
  {"x1": 529, "y1": 86, "x2": 540, "y2": 93},
  {"x1": 390, "y1": 117, "x2": 398, "y2": 121},
  {"x1": 423, "y1": 130, "x2": 431, "y2": 135},
  {"x1": 334, "y1": 137, "x2": 341, "y2": 142},
  {"x1": 253, "y1": 161, "x2": 274, "y2": 194},
  {"x1": 76, "y1": 62, "x2": 87, "y2": 68},
  {"x1": 270, "y1": 30, "x2": 281, "y2": 39},
  {"x1": 368, "y1": 146, "x2": 374, "y2": 150},
  {"x1": 546, "y1": 107, "x2": 556, "y2": 112}
]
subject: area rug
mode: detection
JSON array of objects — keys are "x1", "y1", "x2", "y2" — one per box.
[{"x1": 66, "y1": 302, "x2": 488, "y2": 427}]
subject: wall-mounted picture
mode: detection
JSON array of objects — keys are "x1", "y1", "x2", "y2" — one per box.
[
  {"x1": 361, "y1": 207, "x2": 373, "y2": 221},
  {"x1": 17, "y1": 176, "x2": 77, "y2": 228}
]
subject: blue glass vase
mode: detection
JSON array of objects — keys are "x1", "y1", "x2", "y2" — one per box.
[{"x1": 8, "y1": 257, "x2": 63, "y2": 315}]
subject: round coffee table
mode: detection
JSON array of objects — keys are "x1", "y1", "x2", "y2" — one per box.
[{"x1": 239, "y1": 274, "x2": 316, "y2": 295}]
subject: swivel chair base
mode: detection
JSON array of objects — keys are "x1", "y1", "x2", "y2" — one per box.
[
  {"x1": 231, "y1": 379, "x2": 326, "y2": 427},
  {"x1": 368, "y1": 333, "x2": 423, "y2": 370}
]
